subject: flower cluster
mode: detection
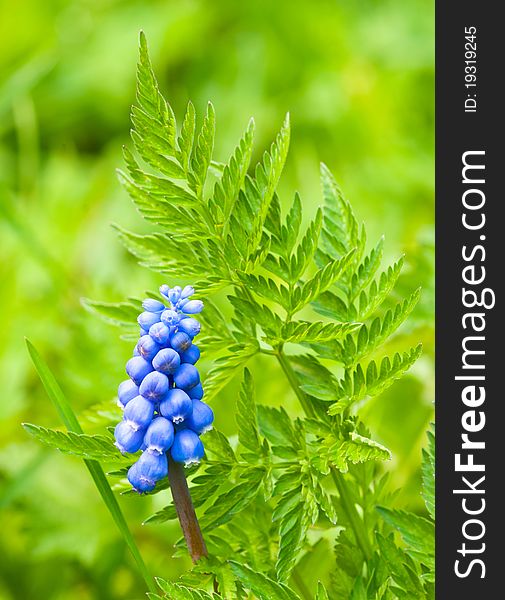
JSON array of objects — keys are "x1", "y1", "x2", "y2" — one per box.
[{"x1": 114, "y1": 285, "x2": 214, "y2": 493}]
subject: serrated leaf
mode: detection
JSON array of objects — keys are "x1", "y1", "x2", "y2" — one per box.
[
  {"x1": 238, "y1": 273, "x2": 291, "y2": 310},
  {"x1": 422, "y1": 425, "x2": 435, "y2": 520},
  {"x1": 312, "y1": 290, "x2": 351, "y2": 323},
  {"x1": 257, "y1": 406, "x2": 297, "y2": 447},
  {"x1": 280, "y1": 321, "x2": 360, "y2": 345},
  {"x1": 377, "y1": 507, "x2": 434, "y2": 570},
  {"x1": 176, "y1": 101, "x2": 196, "y2": 172},
  {"x1": 200, "y1": 469, "x2": 264, "y2": 530},
  {"x1": 23, "y1": 423, "x2": 129, "y2": 463},
  {"x1": 237, "y1": 369, "x2": 262, "y2": 453},
  {"x1": 203, "y1": 428, "x2": 237, "y2": 464},
  {"x1": 188, "y1": 102, "x2": 215, "y2": 198},
  {"x1": 290, "y1": 249, "x2": 356, "y2": 314},
  {"x1": 356, "y1": 256, "x2": 404, "y2": 320},
  {"x1": 229, "y1": 561, "x2": 301, "y2": 600},
  {"x1": 288, "y1": 208, "x2": 323, "y2": 283},
  {"x1": 211, "y1": 118, "x2": 255, "y2": 227},
  {"x1": 375, "y1": 534, "x2": 425, "y2": 598},
  {"x1": 320, "y1": 163, "x2": 362, "y2": 262},
  {"x1": 155, "y1": 578, "x2": 217, "y2": 599},
  {"x1": 329, "y1": 345, "x2": 422, "y2": 413},
  {"x1": 204, "y1": 343, "x2": 259, "y2": 402},
  {"x1": 348, "y1": 237, "x2": 384, "y2": 302},
  {"x1": 136, "y1": 32, "x2": 176, "y2": 153},
  {"x1": 247, "y1": 114, "x2": 290, "y2": 256},
  {"x1": 345, "y1": 290, "x2": 421, "y2": 367},
  {"x1": 81, "y1": 297, "x2": 141, "y2": 327},
  {"x1": 276, "y1": 503, "x2": 308, "y2": 582},
  {"x1": 321, "y1": 432, "x2": 391, "y2": 474}
]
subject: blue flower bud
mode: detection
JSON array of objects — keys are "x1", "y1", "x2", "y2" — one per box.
[
  {"x1": 136, "y1": 335, "x2": 161, "y2": 362},
  {"x1": 169, "y1": 331, "x2": 192, "y2": 353},
  {"x1": 171, "y1": 430, "x2": 204, "y2": 465},
  {"x1": 160, "y1": 309, "x2": 180, "y2": 327},
  {"x1": 152, "y1": 348, "x2": 181, "y2": 375},
  {"x1": 179, "y1": 344, "x2": 200, "y2": 365},
  {"x1": 114, "y1": 420, "x2": 145, "y2": 453},
  {"x1": 127, "y1": 452, "x2": 168, "y2": 492},
  {"x1": 126, "y1": 356, "x2": 154, "y2": 386},
  {"x1": 127, "y1": 461, "x2": 154, "y2": 493},
  {"x1": 181, "y1": 285, "x2": 195, "y2": 299},
  {"x1": 189, "y1": 382, "x2": 204, "y2": 400},
  {"x1": 182, "y1": 300, "x2": 204, "y2": 314},
  {"x1": 176, "y1": 298, "x2": 189, "y2": 311},
  {"x1": 178, "y1": 317, "x2": 201, "y2": 338},
  {"x1": 139, "y1": 371, "x2": 169, "y2": 401},
  {"x1": 173, "y1": 363, "x2": 200, "y2": 391},
  {"x1": 143, "y1": 417, "x2": 174, "y2": 454},
  {"x1": 159, "y1": 284, "x2": 170, "y2": 299},
  {"x1": 186, "y1": 400, "x2": 214, "y2": 435},
  {"x1": 149, "y1": 322, "x2": 171, "y2": 345},
  {"x1": 124, "y1": 395, "x2": 155, "y2": 431},
  {"x1": 117, "y1": 379, "x2": 139, "y2": 407},
  {"x1": 168, "y1": 286, "x2": 181, "y2": 304},
  {"x1": 159, "y1": 388, "x2": 192, "y2": 424},
  {"x1": 138, "y1": 450, "x2": 168, "y2": 482},
  {"x1": 142, "y1": 298, "x2": 166, "y2": 313},
  {"x1": 137, "y1": 311, "x2": 161, "y2": 330}
]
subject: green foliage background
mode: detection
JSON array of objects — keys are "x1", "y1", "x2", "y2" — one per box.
[{"x1": 0, "y1": 1, "x2": 433, "y2": 598}]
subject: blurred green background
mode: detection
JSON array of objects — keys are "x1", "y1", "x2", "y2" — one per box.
[{"x1": 0, "y1": 0, "x2": 434, "y2": 598}]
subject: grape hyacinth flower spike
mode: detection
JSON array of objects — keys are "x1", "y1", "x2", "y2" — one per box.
[
  {"x1": 113, "y1": 284, "x2": 212, "y2": 562},
  {"x1": 113, "y1": 284, "x2": 210, "y2": 487}
]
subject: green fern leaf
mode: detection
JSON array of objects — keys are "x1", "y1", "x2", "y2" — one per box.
[
  {"x1": 229, "y1": 561, "x2": 301, "y2": 600},
  {"x1": 329, "y1": 345, "x2": 422, "y2": 413},
  {"x1": 23, "y1": 423, "x2": 128, "y2": 463},
  {"x1": 236, "y1": 369, "x2": 262, "y2": 453}
]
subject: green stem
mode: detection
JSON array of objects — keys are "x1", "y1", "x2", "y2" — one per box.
[
  {"x1": 274, "y1": 347, "x2": 372, "y2": 561},
  {"x1": 26, "y1": 340, "x2": 156, "y2": 593},
  {"x1": 275, "y1": 348, "x2": 315, "y2": 418},
  {"x1": 291, "y1": 567, "x2": 312, "y2": 600},
  {"x1": 330, "y1": 470, "x2": 372, "y2": 560},
  {"x1": 168, "y1": 456, "x2": 208, "y2": 563}
]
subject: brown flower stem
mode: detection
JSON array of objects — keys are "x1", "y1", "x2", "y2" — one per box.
[{"x1": 168, "y1": 455, "x2": 208, "y2": 562}]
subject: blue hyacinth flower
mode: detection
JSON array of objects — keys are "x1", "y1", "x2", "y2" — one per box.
[
  {"x1": 124, "y1": 395, "x2": 155, "y2": 431},
  {"x1": 185, "y1": 399, "x2": 214, "y2": 435},
  {"x1": 142, "y1": 298, "x2": 166, "y2": 313},
  {"x1": 180, "y1": 285, "x2": 194, "y2": 299},
  {"x1": 152, "y1": 348, "x2": 181, "y2": 375},
  {"x1": 177, "y1": 317, "x2": 201, "y2": 338},
  {"x1": 114, "y1": 420, "x2": 145, "y2": 453},
  {"x1": 137, "y1": 311, "x2": 161, "y2": 330},
  {"x1": 179, "y1": 344, "x2": 200, "y2": 365},
  {"x1": 159, "y1": 388, "x2": 193, "y2": 424},
  {"x1": 127, "y1": 452, "x2": 168, "y2": 493},
  {"x1": 136, "y1": 335, "x2": 161, "y2": 362},
  {"x1": 189, "y1": 382, "x2": 204, "y2": 400},
  {"x1": 143, "y1": 417, "x2": 175, "y2": 454},
  {"x1": 160, "y1": 309, "x2": 180, "y2": 327},
  {"x1": 149, "y1": 322, "x2": 171, "y2": 345},
  {"x1": 139, "y1": 371, "x2": 169, "y2": 401},
  {"x1": 117, "y1": 379, "x2": 139, "y2": 407},
  {"x1": 125, "y1": 356, "x2": 154, "y2": 386},
  {"x1": 171, "y1": 429, "x2": 204, "y2": 465},
  {"x1": 169, "y1": 331, "x2": 192, "y2": 353},
  {"x1": 173, "y1": 363, "x2": 200, "y2": 391},
  {"x1": 181, "y1": 300, "x2": 204, "y2": 314}
]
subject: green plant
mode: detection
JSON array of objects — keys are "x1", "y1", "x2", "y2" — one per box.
[{"x1": 23, "y1": 32, "x2": 434, "y2": 599}]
